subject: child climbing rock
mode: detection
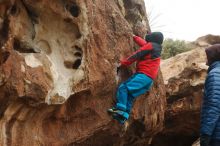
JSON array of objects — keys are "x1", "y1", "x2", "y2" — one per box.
[{"x1": 108, "y1": 32, "x2": 164, "y2": 124}]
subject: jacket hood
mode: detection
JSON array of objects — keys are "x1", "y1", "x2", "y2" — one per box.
[
  {"x1": 205, "y1": 44, "x2": 220, "y2": 66},
  {"x1": 145, "y1": 32, "x2": 164, "y2": 45}
]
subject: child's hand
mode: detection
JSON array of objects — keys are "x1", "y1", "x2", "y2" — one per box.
[
  {"x1": 129, "y1": 32, "x2": 136, "y2": 37},
  {"x1": 117, "y1": 63, "x2": 126, "y2": 74},
  {"x1": 116, "y1": 64, "x2": 122, "y2": 74},
  {"x1": 116, "y1": 66, "x2": 120, "y2": 74}
]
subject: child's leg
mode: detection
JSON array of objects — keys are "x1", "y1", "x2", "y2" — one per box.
[
  {"x1": 115, "y1": 83, "x2": 129, "y2": 111},
  {"x1": 126, "y1": 94, "x2": 134, "y2": 114},
  {"x1": 115, "y1": 75, "x2": 135, "y2": 111},
  {"x1": 126, "y1": 74, "x2": 153, "y2": 113},
  {"x1": 109, "y1": 73, "x2": 152, "y2": 123}
]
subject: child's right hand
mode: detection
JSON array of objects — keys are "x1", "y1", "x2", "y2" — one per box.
[{"x1": 116, "y1": 63, "x2": 126, "y2": 74}]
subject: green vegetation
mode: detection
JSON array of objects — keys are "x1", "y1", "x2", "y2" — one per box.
[{"x1": 162, "y1": 39, "x2": 193, "y2": 59}]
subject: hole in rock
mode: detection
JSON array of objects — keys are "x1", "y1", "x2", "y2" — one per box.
[
  {"x1": 72, "y1": 59, "x2": 81, "y2": 69},
  {"x1": 69, "y1": 4, "x2": 80, "y2": 17},
  {"x1": 64, "y1": 61, "x2": 73, "y2": 69},
  {"x1": 74, "y1": 52, "x2": 82, "y2": 57},
  {"x1": 13, "y1": 39, "x2": 21, "y2": 50},
  {"x1": 73, "y1": 45, "x2": 83, "y2": 57},
  {"x1": 13, "y1": 39, "x2": 40, "y2": 53},
  {"x1": 74, "y1": 45, "x2": 82, "y2": 52},
  {"x1": 64, "y1": 22, "x2": 82, "y2": 39},
  {"x1": 1, "y1": 51, "x2": 10, "y2": 64},
  {"x1": 10, "y1": 4, "x2": 19, "y2": 15},
  {"x1": 64, "y1": 59, "x2": 82, "y2": 69},
  {"x1": 1, "y1": 18, "x2": 9, "y2": 38}
]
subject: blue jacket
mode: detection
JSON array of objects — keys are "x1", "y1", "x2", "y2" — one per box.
[{"x1": 201, "y1": 61, "x2": 220, "y2": 139}]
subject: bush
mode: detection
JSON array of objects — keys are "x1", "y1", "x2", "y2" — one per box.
[{"x1": 162, "y1": 39, "x2": 193, "y2": 59}]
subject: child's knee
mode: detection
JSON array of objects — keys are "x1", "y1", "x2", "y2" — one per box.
[{"x1": 118, "y1": 83, "x2": 127, "y2": 91}]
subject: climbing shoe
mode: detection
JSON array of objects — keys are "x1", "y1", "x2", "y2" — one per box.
[
  {"x1": 112, "y1": 112, "x2": 129, "y2": 124},
  {"x1": 107, "y1": 108, "x2": 129, "y2": 124},
  {"x1": 107, "y1": 107, "x2": 118, "y2": 114},
  {"x1": 112, "y1": 113, "x2": 126, "y2": 124}
]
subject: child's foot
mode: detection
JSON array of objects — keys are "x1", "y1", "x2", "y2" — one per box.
[
  {"x1": 112, "y1": 113, "x2": 127, "y2": 124},
  {"x1": 107, "y1": 107, "x2": 118, "y2": 114},
  {"x1": 107, "y1": 108, "x2": 129, "y2": 124}
]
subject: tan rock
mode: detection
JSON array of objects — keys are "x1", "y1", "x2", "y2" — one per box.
[
  {"x1": 151, "y1": 47, "x2": 207, "y2": 146},
  {"x1": 194, "y1": 34, "x2": 220, "y2": 47},
  {"x1": 161, "y1": 47, "x2": 207, "y2": 84}
]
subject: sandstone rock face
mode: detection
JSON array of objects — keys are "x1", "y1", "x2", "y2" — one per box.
[
  {"x1": 194, "y1": 34, "x2": 220, "y2": 47},
  {"x1": 0, "y1": 0, "x2": 166, "y2": 146},
  {"x1": 151, "y1": 47, "x2": 208, "y2": 146}
]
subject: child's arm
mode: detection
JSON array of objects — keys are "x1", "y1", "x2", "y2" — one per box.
[
  {"x1": 120, "y1": 43, "x2": 153, "y2": 66},
  {"x1": 133, "y1": 35, "x2": 147, "y2": 47}
]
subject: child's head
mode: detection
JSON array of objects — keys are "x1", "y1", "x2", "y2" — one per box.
[{"x1": 145, "y1": 32, "x2": 164, "y2": 45}]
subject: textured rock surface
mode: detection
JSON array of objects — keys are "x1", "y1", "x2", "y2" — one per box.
[
  {"x1": 194, "y1": 34, "x2": 220, "y2": 47},
  {"x1": 0, "y1": 0, "x2": 166, "y2": 145},
  {"x1": 151, "y1": 47, "x2": 207, "y2": 146}
]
